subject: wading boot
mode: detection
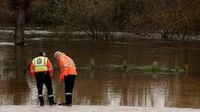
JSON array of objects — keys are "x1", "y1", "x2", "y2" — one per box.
[
  {"x1": 66, "y1": 94, "x2": 72, "y2": 105},
  {"x1": 38, "y1": 96, "x2": 44, "y2": 106},
  {"x1": 58, "y1": 94, "x2": 72, "y2": 106},
  {"x1": 48, "y1": 96, "x2": 57, "y2": 105}
]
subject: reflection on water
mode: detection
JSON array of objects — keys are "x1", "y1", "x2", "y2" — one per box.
[
  {"x1": 0, "y1": 33, "x2": 200, "y2": 108},
  {"x1": 0, "y1": 46, "x2": 30, "y2": 105}
]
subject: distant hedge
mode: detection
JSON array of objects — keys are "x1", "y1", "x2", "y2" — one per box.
[{"x1": 2, "y1": 0, "x2": 200, "y2": 40}]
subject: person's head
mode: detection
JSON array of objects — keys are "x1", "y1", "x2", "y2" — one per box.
[
  {"x1": 54, "y1": 51, "x2": 62, "y2": 59},
  {"x1": 39, "y1": 51, "x2": 46, "y2": 57}
]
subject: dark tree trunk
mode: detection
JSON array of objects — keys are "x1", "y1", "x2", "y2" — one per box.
[
  {"x1": 8, "y1": 0, "x2": 32, "y2": 45},
  {"x1": 15, "y1": 6, "x2": 25, "y2": 45}
]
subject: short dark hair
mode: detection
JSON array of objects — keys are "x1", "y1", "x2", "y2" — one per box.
[{"x1": 39, "y1": 51, "x2": 46, "y2": 56}]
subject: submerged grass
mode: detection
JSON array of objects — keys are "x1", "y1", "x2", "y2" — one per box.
[
  {"x1": 75, "y1": 64, "x2": 185, "y2": 75},
  {"x1": 108, "y1": 64, "x2": 186, "y2": 74},
  {"x1": 142, "y1": 66, "x2": 185, "y2": 74}
]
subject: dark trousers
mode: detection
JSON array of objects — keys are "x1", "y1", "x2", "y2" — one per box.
[
  {"x1": 64, "y1": 75, "x2": 76, "y2": 104},
  {"x1": 35, "y1": 71, "x2": 54, "y2": 105}
]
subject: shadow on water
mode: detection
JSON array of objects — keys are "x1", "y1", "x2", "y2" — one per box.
[
  {"x1": 0, "y1": 31, "x2": 200, "y2": 108},
  {"x1": 0, "y1": 46, "x2": 30, "y2": 105},
  {"x1": 14, "y1": 46, "x2": 30, "y2": 104}
]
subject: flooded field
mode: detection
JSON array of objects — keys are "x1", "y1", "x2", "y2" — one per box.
[{"x1": 0, "y1": 29, "x2": 200, "y2": 108}]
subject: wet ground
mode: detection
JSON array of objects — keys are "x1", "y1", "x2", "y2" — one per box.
[
  {"x1": 0, "y1": 105, "x2": 200, "y2": 112},
  {"x1": 0, "y1": 29, "x2": 200, "y2": 109}
]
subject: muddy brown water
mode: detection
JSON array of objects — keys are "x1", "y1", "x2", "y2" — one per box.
[{"x1": 0, "y1": 33, "x2": 200, "y2": 108}]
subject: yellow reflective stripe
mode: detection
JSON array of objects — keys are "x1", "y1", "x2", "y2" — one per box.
[
  {"x1": 34, "y1": 66, "x2": 48, "y2": 72},
  {"x1": 33, "y1": 57, "x2": 48, "y2": 72},
  {"x1": 45, "y1": 58, "x2": 47, "y2": 66}
]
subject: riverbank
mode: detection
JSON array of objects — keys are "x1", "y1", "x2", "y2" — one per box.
[
  {"x1": 0, "y1": 105, "x2": 199, "y2": 112},
  {"x1": 0, "y1": 27, "x2": 200, "y2": 41}
]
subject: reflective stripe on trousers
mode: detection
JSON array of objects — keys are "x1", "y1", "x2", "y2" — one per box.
[
  {"x1": 48, "y1": 94, "x2": 54, "y2": 97},
  {"x1": 65, "y1": 92, "x2": 72, "y2": 95},
  {"x1": 38, "y1": 94, "x2": 43, "y2": 97}
]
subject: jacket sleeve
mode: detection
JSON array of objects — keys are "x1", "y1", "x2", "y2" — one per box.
[
  {"x1": 59, "y1": 62, "x2": 65, "y2": 80},
  {"x1": 58, "y1": 59, "x2": 67, "y2": 81},
  {"x1": 30, "y1": 62, "x2": 35, "y2": 78},
  {"x1": 59, "y1": 72, "x2": 65, "y2": 81},
  {"x1": 47, "y1": 58, "x2": 54, "y2": 79}
]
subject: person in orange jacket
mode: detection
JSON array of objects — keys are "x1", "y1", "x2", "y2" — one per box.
[
  {"x1": 30, "y1": 52, "x2": 56, "y2": 106},
  {"x1": 54, "y1": 51, "x2": 78, "y2": 106}
]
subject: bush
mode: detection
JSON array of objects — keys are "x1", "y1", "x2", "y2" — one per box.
[{"x1": 30, "y1": 0, "x2": 58, "y2": 26}]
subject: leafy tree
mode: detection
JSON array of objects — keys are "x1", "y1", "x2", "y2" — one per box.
[{"x1": 30, "y1": 0, "x2": 58, "y2": 26}]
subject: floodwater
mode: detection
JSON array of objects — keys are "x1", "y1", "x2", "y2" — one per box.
[{"x1": 0, "y1": 30, "x2": 200, "y2": 108}]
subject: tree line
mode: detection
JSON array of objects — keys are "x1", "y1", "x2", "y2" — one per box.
[{"x1": 4, "y1": 0, "x2": 200, "y2": 44}]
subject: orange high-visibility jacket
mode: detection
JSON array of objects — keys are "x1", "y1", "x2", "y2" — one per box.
[
  {"x1": 30, "y1": 56, "x2": 54, "y2": 78},
  {"x1": 58, "y1": 53, "x2": 78, "y2": 80}
]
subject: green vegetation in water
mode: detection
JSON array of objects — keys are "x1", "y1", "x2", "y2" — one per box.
[
  {"x1": 76, "y1": 63, "x2": 186, "y2": 75},
  {"x1": 142, "y1": 66, "x2": 185, "y2": 74},
  {"x1": 143, "y1": 66, "x2": 161, "y2": 73},
  {"x1": 109, "y1": 64, "x2": 185, "y2": 74},
  {"x1": 167, "y1": 66, "x2": 185, "y2": 73}
]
